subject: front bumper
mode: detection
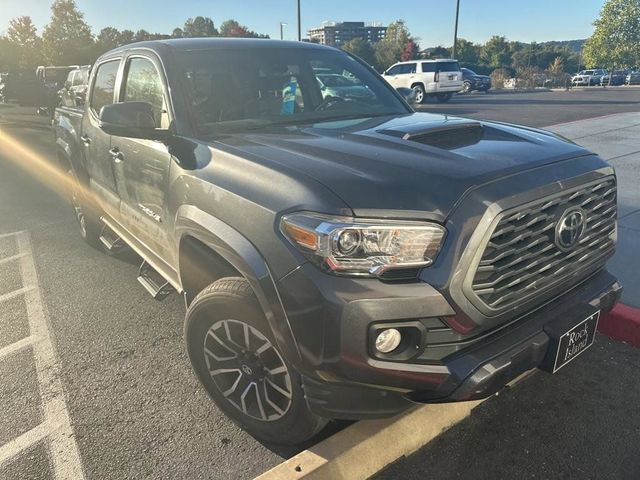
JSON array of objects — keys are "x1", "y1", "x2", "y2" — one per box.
[{"x1": 278, "y1": 265, "x2": 620, "y2": 419}]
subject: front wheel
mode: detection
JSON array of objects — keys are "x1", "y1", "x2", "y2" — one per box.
[
  {"x1": 462, "y1": 81, "x2": 472, "y2": 93},
  {"x1": 185, "y1": 277, "x2": 327, "y2": 445},
  {"x1": 68, "y1": 169, "x2": 102, "y2": 248},
  {"x1": 436, "y1": 92, "x2": 453, "y2": 103}
]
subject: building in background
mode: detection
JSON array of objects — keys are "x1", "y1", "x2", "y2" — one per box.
[{"x1": 308, "y1": 21, "x2": 387, "y2": 46}]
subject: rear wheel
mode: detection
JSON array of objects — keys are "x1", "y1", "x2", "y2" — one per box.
[
  {"x1": 436, "y1": 92, "x2": 453, "y2": 103},
  {"x1": 185, "y1": 277, "x2": 327, "y2": 445},
  {"x1": 412, "y1": 84, "x2": 426, "y2": 104}
]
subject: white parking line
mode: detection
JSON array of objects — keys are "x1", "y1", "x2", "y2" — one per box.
[
  {"x1": 15, "y1": 231, "x2": 85, "y2": 480},
  {"x1": 0, "y1": 335, "x2": 37, "y2": 360},
  {"x1": 0, "y1": 422, "x2": 50, "y2": 467},
  {"x1": 0, "y1": 286, "x2": 34, "y2": 304},
  {"x1": 0, "y1": 253, "x2": 27, "y2": 266}
]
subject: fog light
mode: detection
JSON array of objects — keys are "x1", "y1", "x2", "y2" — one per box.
[{"x1": 375, "y1": 328, "x2": 402, "y2": 353}]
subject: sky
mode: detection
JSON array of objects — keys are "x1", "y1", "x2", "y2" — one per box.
[{"x1": 1, "y1": 0, "x2": 605, "y2": 46}]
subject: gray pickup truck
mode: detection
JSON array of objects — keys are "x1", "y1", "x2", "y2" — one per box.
[{"x1": 53, "y1": 38, "x2": 621, "y2": 445}]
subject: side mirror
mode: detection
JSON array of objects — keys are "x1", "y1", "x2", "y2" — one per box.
[
  {"x1": 99, "y1": 101, "x2": 171, "y2": 141},
  {"x1": 396, "y1": 87, "x2": 417, "y2": 106}
]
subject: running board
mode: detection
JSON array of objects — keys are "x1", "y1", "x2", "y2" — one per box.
[
  {"x1": 137, "y1": 260, "x2": 175, "y2": 300},
  {"x1": 99, "y1": 225, "x2": 127, "y2": 253}
]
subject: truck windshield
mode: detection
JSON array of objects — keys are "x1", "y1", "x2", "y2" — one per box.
[{"x1": 177, "y1": 47, "x2": 409, "y2": 135}]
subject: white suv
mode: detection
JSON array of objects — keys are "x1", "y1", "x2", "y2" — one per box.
[{"x1": 382, "y1": 59, "x2": 463, "y2": 103}]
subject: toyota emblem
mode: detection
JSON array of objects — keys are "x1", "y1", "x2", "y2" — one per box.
[{"x1": 555, "y1": 207, "x2": 586, "y2": 251}]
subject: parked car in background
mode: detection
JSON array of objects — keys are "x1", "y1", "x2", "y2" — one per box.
[
  {"x1": 36, "y1": 65, "x2": 78, "y2": 116},
  {"x1": 316, "y1": 73, "x2": 375, "y2": 101},
  {"x1": 383, "y1": 59, "x2": 462, "y2": 103},
  {"x1": 460, "y1": 68, "x2": 491, "y2": 93},
  {"x1": 626, "y1": 71, "x2": 640, "y2": 85},
  {"x1": 571, "y1": 69, "x2": 607, "y2": 86},
  {"x1": 58, "y1": 66, "x2": 91, "y2": 108},
  {"x1": 600, "y1": 70, "x2": 627, "y2": 86}
]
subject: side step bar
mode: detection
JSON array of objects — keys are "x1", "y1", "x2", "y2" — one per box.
[
  {"x1": 137, "y1": 260, "x2": 175, "y2": 300},
  {"x1": 99, "y1": 225, "x2": 128, "y2": 253}
]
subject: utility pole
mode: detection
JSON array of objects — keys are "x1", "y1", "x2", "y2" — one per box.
[
  {"x1": 452, "y1": 0, "x2": 460, "y2": 59},
  {"x1": 280, "y1": 22, "x2": 287, "y2": 40},
  {"x1": 297, "y1": 0, "x2": 302, "y2": 41}
]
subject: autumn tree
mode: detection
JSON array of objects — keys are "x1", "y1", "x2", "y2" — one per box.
[
  {"x1": 42, "y1": 0, "x2": 94, "y2": 65},
  {"x1": 374, "y1": 20, "x2": 419, "y2": 70},
  {"x1": 219, "y1": 19, "x2": 267, "y2": 38},
  {"x1": 583, "y1": 0, "x2": 640, "y2": 68}
]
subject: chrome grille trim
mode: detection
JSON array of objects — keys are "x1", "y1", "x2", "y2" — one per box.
[{"x1": 469, "y1": 177, "x2": 617, "y2": 311}]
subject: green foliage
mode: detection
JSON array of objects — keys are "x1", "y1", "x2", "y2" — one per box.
[
  {"x1": 219, "y1": 19, "x2": 268, "y2": 38},
  {"x1": 42, "y1": 0, "x2": 94, "y2": 65},
  {"x1": 374, "y1": 20, "x2": 419, "y2": 71},
  {"x1": 341, "y1": 37, "x2": 376, "y2": 66},
  {"x1": 455, "y1": 39, "x2": 479, "y2": 64},
  {"x1": 183, "y1": 16, "x2": 218, "y2": 38},
  {"x1": 480, "y1": 36, "x2": 513, "y2": 69},
  {"x1": 6, "y1": 16, "x2": 43, "y2": 69},
  {"x1": 583, "y1": 0, "x2": 640, "y2": 68}
]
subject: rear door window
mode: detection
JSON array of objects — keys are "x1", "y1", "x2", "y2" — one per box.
[
  {"x1": 436, "y1": 61, "x2": 460, "y2": 72},
  {"x1": 90, "y1": 60, "x2": 120, "y2": 115}
]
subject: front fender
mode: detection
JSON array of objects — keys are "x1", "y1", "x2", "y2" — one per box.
[{"x1": 174, "y1": 205, "x2": 302, "y2": 364}]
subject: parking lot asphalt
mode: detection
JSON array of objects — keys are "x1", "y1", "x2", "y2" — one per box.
[
  {"x1": 416, "y1": 87, "x2": 640, "y2": 127},
  {"x1": 0, "y1": 88, "x2": 639, "y2": 480}
]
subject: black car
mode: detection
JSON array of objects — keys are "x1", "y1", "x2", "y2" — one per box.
[
  {"x1": 601, "y1": 70, "x2": 627, "y2": 86},
  {"x1": 461, "y1": 67, "x2": 492, "y2": 93},
  {"x1": 53, "y1": 39, "x2": 620, "y2": 445},
  {"x1": 626, "y1": 71, "x2": 640, "y2": 85}
]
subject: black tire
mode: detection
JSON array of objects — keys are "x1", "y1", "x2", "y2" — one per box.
[
  {"x1": 412, "y1": 83, "x2": 426, "y2": 104},
  {"x1": 436, "y1": 92, "x2": 453, "y2": 103},
  {"x1": 462, "y1": 81, "x2": 472, "y2": 93},
  {"x1": 67, "y1": 169, "x2": 102, "y2": 248},
  {"x1": 185, "y1": 277, "x2": 327, "y2": 445}
]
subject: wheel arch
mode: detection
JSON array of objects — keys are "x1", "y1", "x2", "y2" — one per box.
[{"x1": 175, "y1": 205, "x2": 302, "y2": 364}]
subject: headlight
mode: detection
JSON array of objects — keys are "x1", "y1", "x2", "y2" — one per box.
[{"x1": 280, "y1": 212, "x2": 446, "y2": 277}]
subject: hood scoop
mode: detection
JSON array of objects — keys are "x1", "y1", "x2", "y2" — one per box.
[{"x1": 378, "y1": 120, "x2": 484, "y2": 151}]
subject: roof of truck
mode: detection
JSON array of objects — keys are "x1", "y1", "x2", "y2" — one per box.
[{"x1": 104, "y1": 38, "x2": 335, "y2": 56}]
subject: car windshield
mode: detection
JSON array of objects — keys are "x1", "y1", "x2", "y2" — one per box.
[
  {"x1": 462, "y1": 68, "x2": 477, "y2": 75},
  {"x1": 177, "y1": 47, "x2": 408, "y2": 135}
]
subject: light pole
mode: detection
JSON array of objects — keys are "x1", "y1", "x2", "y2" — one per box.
[
  {"x1": 297, "y1": 0, "x2": 301, "y2": 41},
  {"x1": 452, "y1": 0, "x2": 460, "y2": 59},
  {"x1": 280, "y1": 22, "x2": 287, "y2": 40}
]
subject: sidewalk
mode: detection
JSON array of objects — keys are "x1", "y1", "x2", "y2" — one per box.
[{"x1": 547, "y1": 112, "x2": 640, "y2": 307}]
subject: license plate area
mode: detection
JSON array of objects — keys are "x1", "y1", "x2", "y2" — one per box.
[{"x1": 541, "y1": 306, "x2": 600, "y2": 373}]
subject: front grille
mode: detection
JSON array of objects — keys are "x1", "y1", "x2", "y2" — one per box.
[{"x1": 470, "y1": 177, "x2": 617, "y2": 311}]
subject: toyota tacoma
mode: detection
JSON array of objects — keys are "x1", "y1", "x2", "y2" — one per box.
[{"x1": 53, "y1": 39, "x2": 621, "y2": 445}]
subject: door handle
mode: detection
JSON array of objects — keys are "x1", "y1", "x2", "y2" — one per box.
[
  {"x1": 109, "y1": 147, "x2": 124, "y2": 163},
  {"x1": 80, "y1": 134, "x2": 91, "y2": 146}
]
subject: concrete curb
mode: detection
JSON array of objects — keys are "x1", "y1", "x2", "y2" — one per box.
[
  {"x1": 598, "y1": 303, "x2": 640, "y2": 347},
  {"x1": 256, "y1": 401, "x2": 481, "y2": 480}
]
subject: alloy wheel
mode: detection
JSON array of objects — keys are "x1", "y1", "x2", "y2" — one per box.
[{"x1": 203, "y1": 319, "x2": 293, "y2": 422}]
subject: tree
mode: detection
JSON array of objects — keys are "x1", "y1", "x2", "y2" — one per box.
[
  {"x1": 454, "y1": 38, "x2": 479, "y2": 64},
  {"x1": 401, "y1": 39, "x2": 419, "y2": 62},
  {"x1": 172, "y1": 28, "x2": 184, "y2": 38},
  {"x1": 341, "y1": 37, "x2": 375, "y2": 66},
  {"x1": 219, "y1": 19, "x2": 267, "y2": 38},
  {"x1": 583, "y1": 0, "x2": 640, "y2": 68},
  {"x1": 183, "y1": 16, "x2": 218, "y2": 37},
  {"x1": 0, "y1": 36, "x2": 20, "y2": 72},
  {"x1": 7, "y1": 16, "x2": 43, "y2": 69},
  {"x1": 134, "y1": 29, "x2": 152, "y2": 42},
  {"x1": 374, "y1": 20, "x2": 418, "y2": 71},
  {"x1": 95, "y1": 27, "x2": 122, "y2": 55},
  {"x1": 42, "y1": 0, "x2": 94, "y2": 65},
  {"x1": 119, "y1": 30, "x2": 135, "y2": 45},
  {"x1": 480, "y1": 35, "x2": 512, "y2": 69}
]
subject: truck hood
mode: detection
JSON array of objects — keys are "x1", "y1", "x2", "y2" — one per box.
[{"x1": 217, "y1": 112, "x2": 590, "y2": 220}]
